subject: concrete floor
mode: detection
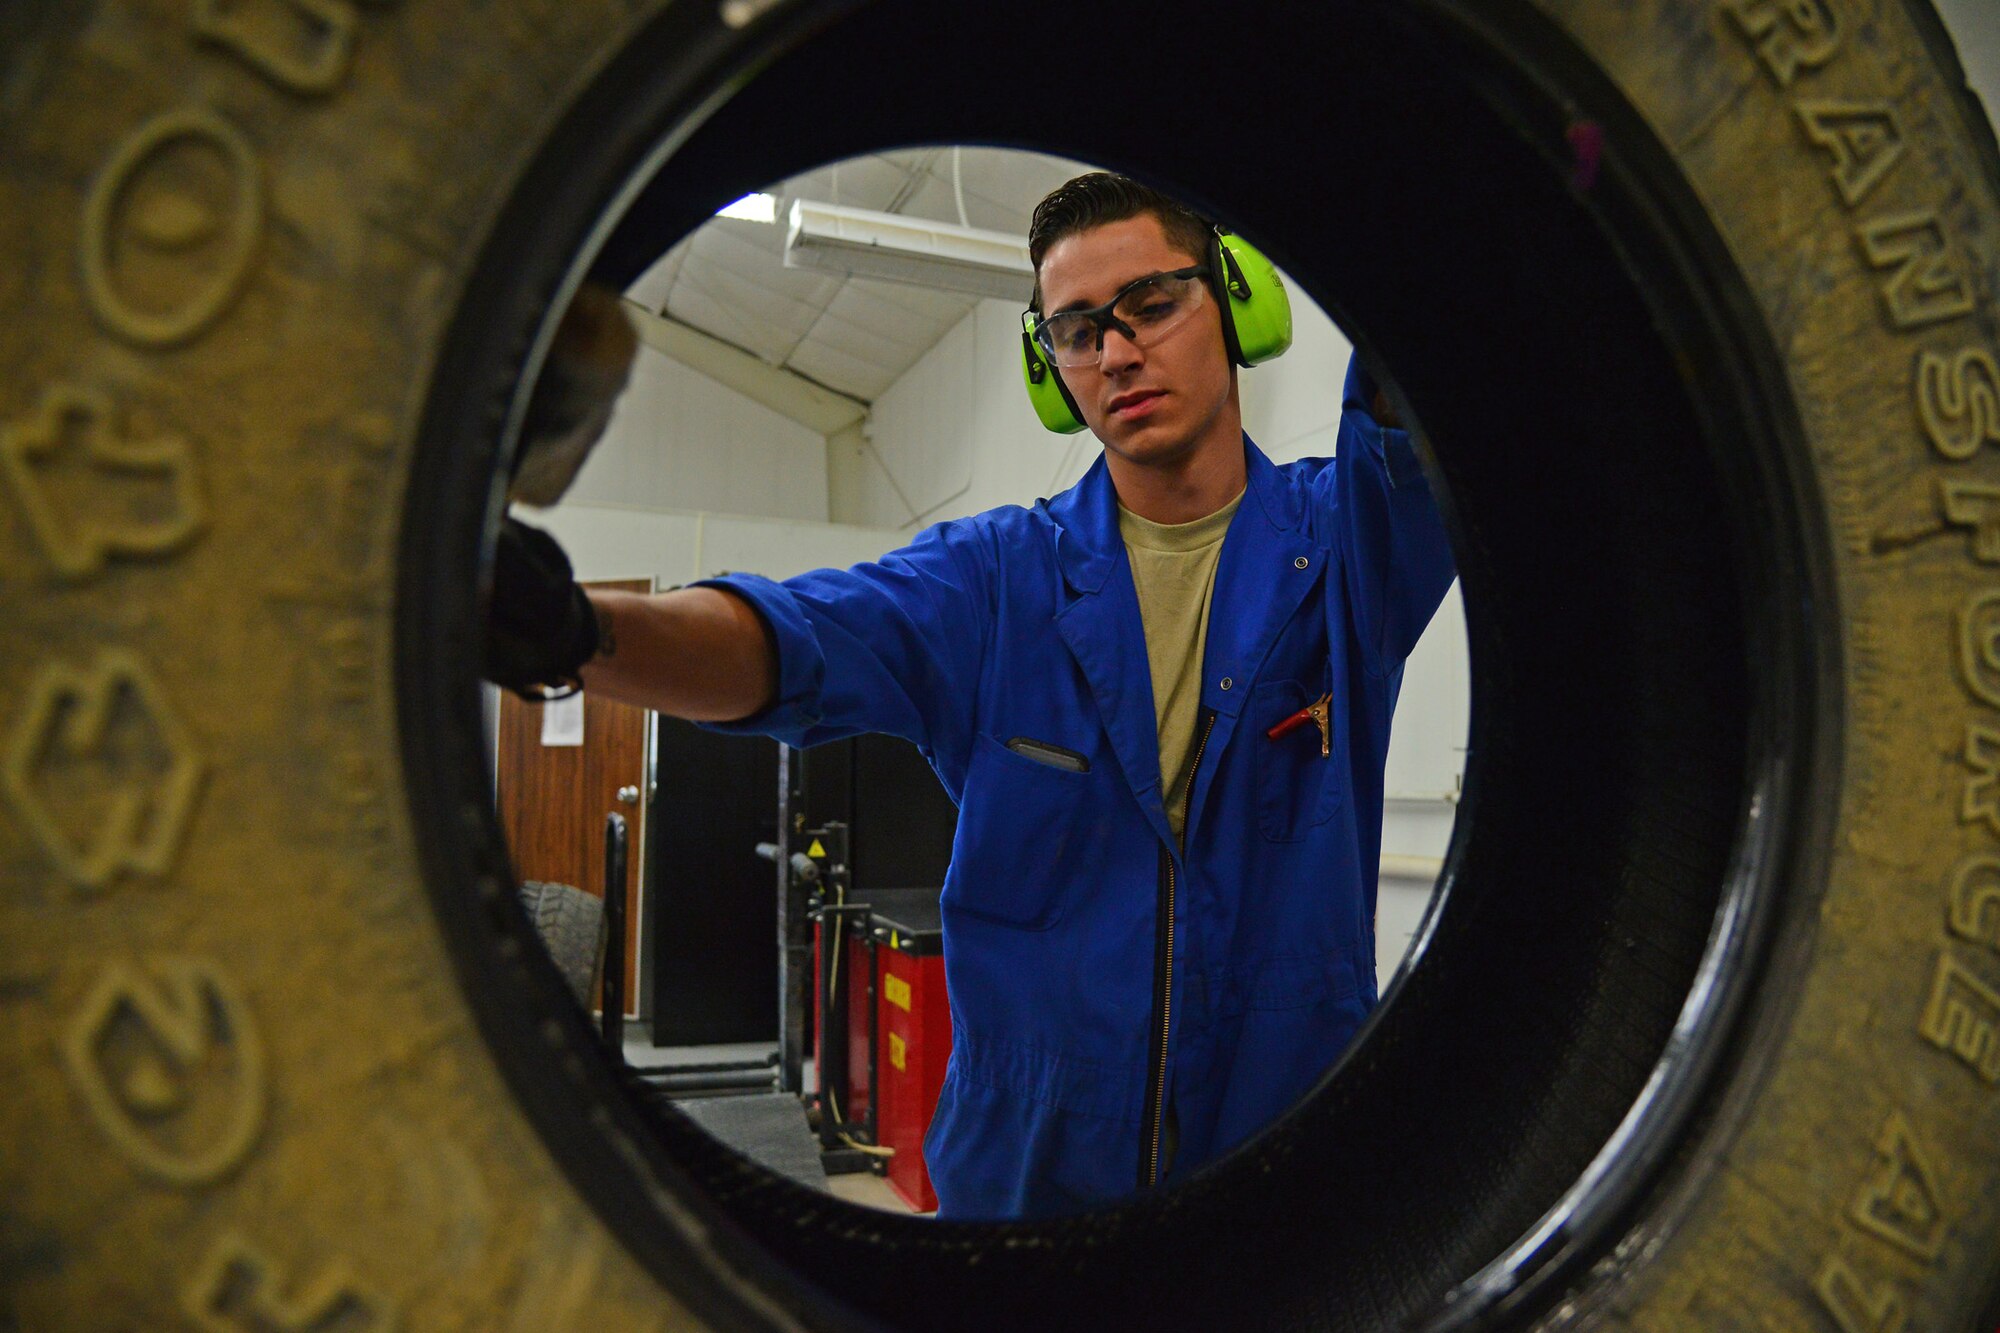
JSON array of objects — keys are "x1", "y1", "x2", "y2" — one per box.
[{"x1": 825, "y1": 1168, "x2": 921, "y2": 1214}]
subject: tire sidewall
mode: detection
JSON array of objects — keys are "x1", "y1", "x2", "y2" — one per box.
[
  {"x1": 0, "y1": 5, "x2": 720, "y2": 1328},
  {"x1": 4, "y1": 1, "x2": 1999, "y2": 1329},
  {"x1": 1525, "y1": 3, "x2": 2000, "y2": 1328}
]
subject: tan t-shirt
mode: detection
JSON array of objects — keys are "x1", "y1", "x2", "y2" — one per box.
[{"x1": 1118, "y1": 488, "x2": 1245, "y2": 844}]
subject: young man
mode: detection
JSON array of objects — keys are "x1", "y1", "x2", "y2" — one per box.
[{"x1": 488, "y1": 174, "x2": 1457, "y2": 1220}]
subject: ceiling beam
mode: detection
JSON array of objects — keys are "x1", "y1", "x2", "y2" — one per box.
[{"x1": 621, "y1": 298, "x2": 868, "y2": 436}]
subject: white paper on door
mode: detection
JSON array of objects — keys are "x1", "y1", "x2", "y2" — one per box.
[{"x1": 540, "y1": 692, "x2": 585, "y2": 746}]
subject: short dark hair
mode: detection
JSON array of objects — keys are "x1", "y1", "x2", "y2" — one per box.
[{"x1": 1027, "y1": 172, "x2": 1215, "y2": 312}]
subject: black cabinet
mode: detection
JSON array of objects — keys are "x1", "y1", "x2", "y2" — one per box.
[{"x1": 646, "y1": 723, "x2": 958, "y2": 1047}]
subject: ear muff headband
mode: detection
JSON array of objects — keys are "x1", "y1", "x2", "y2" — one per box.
[{"x1": 1020, "y1": 227, "x2": 1294, "y2": 433}]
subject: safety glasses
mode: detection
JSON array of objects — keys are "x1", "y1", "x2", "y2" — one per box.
[{"x1": 1031, "y1": 266, "x2": 1209, "y2": 368}]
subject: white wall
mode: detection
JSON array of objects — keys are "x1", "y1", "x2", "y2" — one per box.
[
  {"x1": 524, "y1": 501, "x2": 905, "y2": 590},
  {"x1": 826, "y1": 300, "x2": 1079, "y2": 530},
  {"x1": 1936, "y1": 0, "x2": 1998, "y2": 132},
  {"x1": 561, "y1": 342, "x2": 829, "y2": 523}
]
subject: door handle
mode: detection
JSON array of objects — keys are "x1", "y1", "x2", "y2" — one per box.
[{"x1": 616, "y1": 785, "x2": 639, "y2": 804}]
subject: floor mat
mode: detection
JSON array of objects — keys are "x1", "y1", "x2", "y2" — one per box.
[{"x1": 670, "y1": 1092, "x2": 829, "y2": 1189}]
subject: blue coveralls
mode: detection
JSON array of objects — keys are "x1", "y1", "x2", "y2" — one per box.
[{"x1": 702, "y1": 379, "x2": 1457, "y2": 1220}]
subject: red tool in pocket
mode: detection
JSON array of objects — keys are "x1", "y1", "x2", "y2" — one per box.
[{"x1": 1266, "y1": 692, "x2": 1333, "y2": 757}]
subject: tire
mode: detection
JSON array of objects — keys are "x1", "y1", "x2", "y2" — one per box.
[
  {"x1": 3, "y1": 2, "x2": 1997, "y2": 1330},
  {"x1": 518, "y1": 880, "x2": 607, "y2": 1010}
]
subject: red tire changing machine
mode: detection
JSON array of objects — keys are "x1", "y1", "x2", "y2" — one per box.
[{"x1": 797, "y1": 822, "x2": 952, "y2": 1213}]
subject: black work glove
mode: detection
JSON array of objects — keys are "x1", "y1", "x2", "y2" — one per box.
[{"x1": 484, "y1": 517, "x2": 600, "y2": 699}]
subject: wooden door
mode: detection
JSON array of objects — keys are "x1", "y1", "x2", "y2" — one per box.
[{"x1": 495, "y1": 578, "x2": 651, "y2": 1019}]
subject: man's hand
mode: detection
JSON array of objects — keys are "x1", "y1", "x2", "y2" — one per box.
[
  {"x1": 509, "y1": 283, "x2": 639, "y2": 507},
  {"x1": 484, "y1": 517, "x2": 600, "y2": 697}
]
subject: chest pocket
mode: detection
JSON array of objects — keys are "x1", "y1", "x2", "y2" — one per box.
[
  {"x1": 944, "y1": 732, "x2": 1096, "y2": 929},
  {"x1": 1252, "y1": 675, "x2": 1346, "y2": 842}
]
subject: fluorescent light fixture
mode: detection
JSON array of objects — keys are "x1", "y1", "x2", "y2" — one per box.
[
  {"x1": 716, "y1": 192, "x2": 777, "y2": 223},
  {"x1": 784, "y1": 198, "x2": 1033, "y2": 302}
]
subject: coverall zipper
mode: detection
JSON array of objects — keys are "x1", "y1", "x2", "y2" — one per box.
[{"x1": 1143, "y1": 707, "x2": 1217, "y2": 1189}]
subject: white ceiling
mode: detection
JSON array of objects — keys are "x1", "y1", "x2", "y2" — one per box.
[{"x1": 624, "y1": 147, "x2": 1097, "y2": 404}]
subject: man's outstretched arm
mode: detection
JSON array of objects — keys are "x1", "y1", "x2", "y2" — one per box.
[
  {"x1": 482, "y1": 516, "x2": 774, "y2": 721},
  {"x1": 488, "y1": 511, "x2": 994, "y2": 767},
  {"x1": 580, "y1": 586, "x2": 775, "y2": 721}
]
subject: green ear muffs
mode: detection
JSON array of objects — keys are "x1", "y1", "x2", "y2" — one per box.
[
  {"x1": 1211, "y1": 229, "x2": 1294, "y2": 368},
  {"x1": 1020, "y1": 228, "x2": 1294, "y2": 434},
  {"x1": 1020, "y1": 310, "x2": 1091, "y2": 434}
]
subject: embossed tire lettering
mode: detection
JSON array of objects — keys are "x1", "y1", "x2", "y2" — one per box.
[{"x1": 3, "y1": 1, "x2": 1998, "y2": 1330}]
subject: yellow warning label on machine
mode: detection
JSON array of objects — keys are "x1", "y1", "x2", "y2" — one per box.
[
  {"x1": 888, "y1": 1033, "x2": 906, "y2": 1070},
  {"x1": 883, "y1": 974, "x2": 911, "y2": 1011},
  {"x1": 807, "y1": 838, "x2": 827, "y2": 859}
]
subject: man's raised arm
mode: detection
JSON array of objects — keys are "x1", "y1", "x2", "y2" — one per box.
[{"x1": 1330, "y1": 352, "x2": 1457, "y2": 674}]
